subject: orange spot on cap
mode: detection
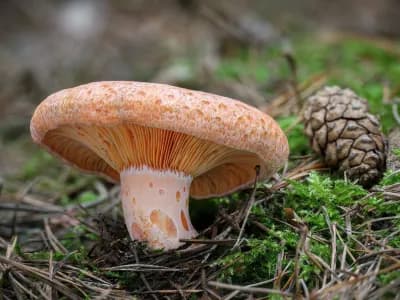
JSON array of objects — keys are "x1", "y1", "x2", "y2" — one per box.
[
  {"x1": 132, "y1": 197, "x2": 136, "y2": 204},
  {"x1": 176, "y1": 191, "x2": 181, "y2": 202},
  {"x1": 218, "y1": 103, "x2": 227, "y2": 109}
]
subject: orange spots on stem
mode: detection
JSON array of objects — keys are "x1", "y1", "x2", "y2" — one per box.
[
  {"x1": 176, "y1": 191, "x2": 181, "y2": 202},
  {"x1": 131, "y1": 223, "x2": 144, "y2": 240},
  {"x1": 150, "y1": 209, "x2": 177, "y2": 238},
  {"x1": 181, "y1": 210, "x2": 189, "y2": 231},
  {"x1": 150, "y1": 210, "x2": 159, "y2": 224}
]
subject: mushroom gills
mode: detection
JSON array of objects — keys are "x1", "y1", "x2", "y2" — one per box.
[{"x1": 45, "y1": 124, "x2": 263, "y2": 198}]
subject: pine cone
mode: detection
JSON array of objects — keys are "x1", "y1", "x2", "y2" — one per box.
[{"x1": 304, "y1": 86, "x2": 386, "y2": 187}]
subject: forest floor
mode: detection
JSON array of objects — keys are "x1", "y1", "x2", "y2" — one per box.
[{"x1": 1, "y1": 30, "x2": 400, "y2": 299}]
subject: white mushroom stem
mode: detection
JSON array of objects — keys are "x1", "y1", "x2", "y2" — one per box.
[{"x1": 120, "y1": 166, "x2": 198, "y2": 249}]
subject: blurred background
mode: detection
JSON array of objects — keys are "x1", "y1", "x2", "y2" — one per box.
[{"x1": 1, "y1": 0, "x2": 400, "y2": 178}]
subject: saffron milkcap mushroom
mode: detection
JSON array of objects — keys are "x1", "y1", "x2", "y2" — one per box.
[{"x1": 30, "y1": 81, "x2": 289, "y2": 250}]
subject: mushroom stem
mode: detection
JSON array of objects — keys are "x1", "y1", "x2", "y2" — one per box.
[{"x1": 120, "y1": 166, "x2": 197, "y2": 249}]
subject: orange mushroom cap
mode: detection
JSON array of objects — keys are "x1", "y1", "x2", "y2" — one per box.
[{"x1": 30, "y1": 81, "x2": 289, "y2": 199}]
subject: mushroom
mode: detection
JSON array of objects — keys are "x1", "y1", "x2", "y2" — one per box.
[{"x1": 30, "y1": 81, "x2": 289, "y2": 250}]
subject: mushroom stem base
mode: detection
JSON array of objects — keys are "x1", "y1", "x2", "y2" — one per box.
[{"x1": 120, "y1": 167, "x2": 197, "y2": 249}]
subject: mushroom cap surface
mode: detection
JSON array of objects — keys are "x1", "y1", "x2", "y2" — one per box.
[{"x1": 30, "y1": 81, "x2": 288, "y2": 198}]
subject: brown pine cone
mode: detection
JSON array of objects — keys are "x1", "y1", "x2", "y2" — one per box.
[{"x1": 304, "y1": 86, "x2": 386, "y2": 187}]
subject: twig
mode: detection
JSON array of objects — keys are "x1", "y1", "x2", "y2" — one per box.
[
  {"x1": 358, "y1": 215, "x2": 400, "y2": 228},
  {"x1": 0, "y1": 203, "x2": 63, "y2": 213},
  {"x1": 180, "y1": 239, "x2": 235, "y2": 245},
  {"x1": 369, "y1": 278, "x2": 400, "y2": 300},
  {"x1": 47, "y1": 251, "x2": 54, "y2": 298},
  {"x1": 233, "y1": 166, "x2": 260, "y2": 249},
  {"x1": 133, "y1": 247, "x2": 158, "y2": 300},
  {"x1": 300, "y1": 279, "x2": 309, "y2": 300},
  {"x1": 0, "y1": 255, "x2": 80, "y2": 299},
  {"x1": 137, "y1": 289, "x2": 203, "y2": 295},
  {"x1": 5, "y1": 236, "x2": 18, "y2": 259},
  {"x1": 287, "y1": 209, "x2": 308, "y2": 297},
  {"x1": 223, "y1": 277, "x2": 278, "y2": 300},
  {"x1": 261, "y1": 72, "x2": 327, "y2": 117},
  {"x1": 44, "y1": 219, "x2": 67, "y2": 254},
  {"x1": 9, "y1": 272, "x2": 39, "y2": 300},
  {"x1": 392, "y1": 102, "x2": 400, "y2": 126},
  {"x1": 13, "y1": 272, "x2": 49, "y2": 299},
  {"x1": 208, "y1": 281, "x2": 292, "y2": 297},
  {"x1": 322, "y1": 206, "x2": 338, "y2": 282},
  {"x1": 201, "y1": 227, "x2": 232, "y2": 264},
  {"x1": 282, "y1": 38, "x2": 302, "y2": 110},
  {"x1": 102, "y1": 264, "x2": 183, "y2": 272}
]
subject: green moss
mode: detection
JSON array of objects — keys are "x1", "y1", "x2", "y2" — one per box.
[
  {"x1": 378, "y1": 270, "x2": 400, "y2": 286},
  {"x1": 217, "y1": 237, "x2": 289, "y2": 283},
  {"x1": 379, "y1": 170, "x2": 400, "y2": 187},
  {"x1": 285, "y1": 173, "x2": 367, "y2": 230},
  {"x1": 218, "y1": 170, "x2": 400, "y2": 288},
  {"x1": 60, "y1": 225, "x2": 99, "y2": 250},
  {"x1": 27, "y1": 247, "x2": 88, "y2": 264},
  {"x1": 61, "y1": 190, "x2": 98, "y2": 206},
  {"x1": 20, "y1": 150, "x2": 59, "y2": 180},
  {"x1": 277, "y1": 116, "x2": 310, "y2": 156},
  {"x1": 393, "y1": 148, "x2": 400, "y2": 158}
]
